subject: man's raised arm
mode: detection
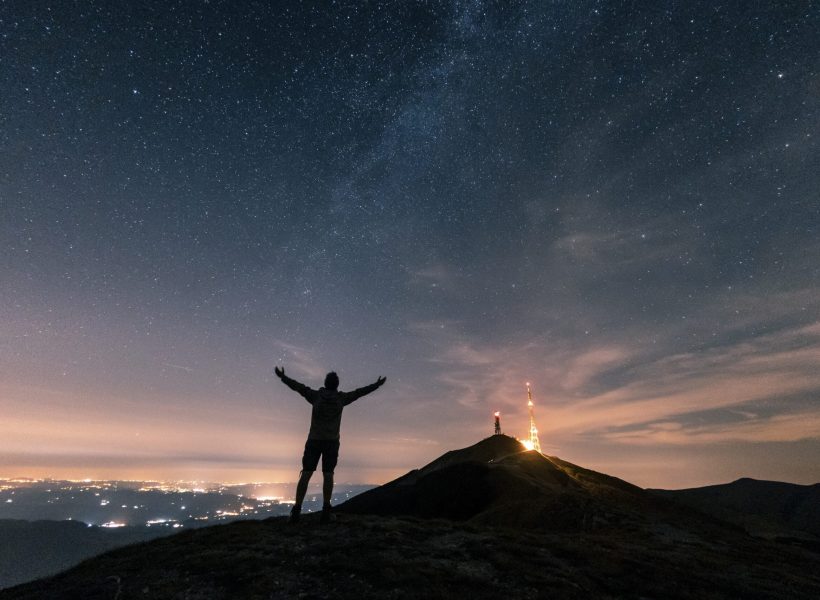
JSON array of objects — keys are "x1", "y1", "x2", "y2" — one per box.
[
  {"x1": 343, "y1": 376, "x2": 386, "y2": 405},
  {"x1": 274, "y1": 366, "x2": 313, "y2": 401}
]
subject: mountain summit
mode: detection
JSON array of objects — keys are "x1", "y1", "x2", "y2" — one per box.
[{"x1": 339, "y1": 435, "x2": 691, "y2": 532}]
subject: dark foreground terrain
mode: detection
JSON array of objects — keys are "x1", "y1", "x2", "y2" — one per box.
[
  {"x1": 2, "y1": 512, "x2": 819, "y2": 600},
  {"x1": 3, "y1": 436, "x2": 819, "y2": 599}
]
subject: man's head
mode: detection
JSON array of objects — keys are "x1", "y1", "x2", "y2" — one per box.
[{"x1": 324, "y1": 371, "x2": 339, "y2": 390}]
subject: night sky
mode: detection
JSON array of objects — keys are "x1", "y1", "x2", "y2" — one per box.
[{"x1": 2, "y1": 1, "x2": 818, "y2": 488}]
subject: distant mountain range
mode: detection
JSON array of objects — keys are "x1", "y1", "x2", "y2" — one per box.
[
  {"x1": 2, "y1": 436, "x2": 819, "y2": 599},
  {"x1": 650, "y1": 478, "x2": 820, "y2": 544}
]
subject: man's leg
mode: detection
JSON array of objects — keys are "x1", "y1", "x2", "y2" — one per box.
[
  {"x1": 320, "y1": 441, "x2": 340, "y2": 508},
  {"x1": 322, "y1": 471, "x2": 334, "y2": 507},
  {"x1": 289, "y1": 469, "x2": 312, "y2": 523},
  {"x1": 292, "y1": 439, "x2": 321, "y2": 523},
  {"x1": 319, "y1": 441, "x2": 340, "y2": 523},
  {"x1": 294, "y1": 469, "x2": 313, "y2": 509},
  {"x1": 320, "y1": 471, "x2": 334, "y2": 524}
]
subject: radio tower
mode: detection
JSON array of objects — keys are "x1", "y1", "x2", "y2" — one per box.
[{"x1": 526, "y1": 382, "x2": 542, "y2": 453}]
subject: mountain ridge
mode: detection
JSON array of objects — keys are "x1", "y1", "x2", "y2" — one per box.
[{"x1": 650, "y1": 476, "x2": 820, "y2": 541}]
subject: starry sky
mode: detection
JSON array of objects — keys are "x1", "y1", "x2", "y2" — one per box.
[{"x1": 1, "y1": 1, "x2": 818, "y2": 489}]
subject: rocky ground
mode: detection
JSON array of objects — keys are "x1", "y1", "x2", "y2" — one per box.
[{"x1": 2, "y1": 512, "x2": 819, "y2": 600}]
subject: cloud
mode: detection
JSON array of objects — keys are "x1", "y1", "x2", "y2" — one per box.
[
  {"x1": 549, "y1": 322, "x2": 820, "y2": 443},
  {"x1": 406, "y1": 263, "x2": 461, "y2": 293},
  {"x1": 549, "y1": 201, "x2": 693, "y2": 268},
  {"x1": 418, "y1": 311, "x2": 820, "y2": 447},
  {"x1": 163, "y1": 362, "x2": 194, "y2": 373},
  {"x1": 603, "y1": 410, "x2": 820, "y2": 445},
  {"x1": 560, "y1": 346, "x2": 633, "y2": 390},
  {"x1": 272, "y1": 340, "x2": 328, "y2": 379}
]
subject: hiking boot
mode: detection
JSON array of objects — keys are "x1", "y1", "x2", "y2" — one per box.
[
  {"x1": 320, "y1": 505, "x2": 333, "y2": 524},
  {"x1": 289, "y1": 506, "x2": 301, "y2": 524}
]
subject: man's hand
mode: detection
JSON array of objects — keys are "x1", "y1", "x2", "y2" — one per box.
[
  {"x1": 376, "y1": 376, "x2": 386, "y2": 386},
  {"x1": 274, "y1": 366, "x2": 285, "y2": 379}
]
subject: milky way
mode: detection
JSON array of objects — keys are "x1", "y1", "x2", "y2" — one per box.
[{"x1": 1, "y1": 1, "x2": 818, "y2": 487}]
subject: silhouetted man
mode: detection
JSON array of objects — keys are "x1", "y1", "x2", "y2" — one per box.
[{"x1": 274, "y1": 366, "x2": 386, "y2": 523}]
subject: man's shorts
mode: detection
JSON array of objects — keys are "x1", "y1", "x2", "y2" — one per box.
[{"x1": 302, "y1": 439, "x2": 340, "y2": 473}]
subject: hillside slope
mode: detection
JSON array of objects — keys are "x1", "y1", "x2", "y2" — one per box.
[
  {"x1": 651, "y1": 478, "x2": 820, "y2": 541},
  {"x1": 2, "y1": 513, "x2": 820, "y2": 600}
]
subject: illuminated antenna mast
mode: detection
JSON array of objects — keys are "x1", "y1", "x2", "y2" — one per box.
[
  {"x1": 526, "y1": 382, "x2": 541, "y2": 453},
  {"x1": 494, "y1": 411, "x2": 501, "y2": 435}
]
